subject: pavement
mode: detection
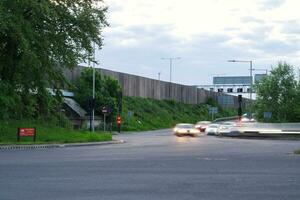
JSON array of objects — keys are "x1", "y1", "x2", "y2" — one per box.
[{"x1": 1, "y1": 129, "x2": 300, "y2": 200}]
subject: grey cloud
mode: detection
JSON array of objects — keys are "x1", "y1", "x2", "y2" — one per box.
[
  {"x1": 254, "y1": 39, "x2": 300, "y2": 54},
  {"x1": 99, "y1": 23, "x2": 299, "y2": 85}
]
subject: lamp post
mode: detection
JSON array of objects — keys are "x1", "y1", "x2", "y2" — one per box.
[
  {"x1": 228, "y1": 59, "x2": 253, "y2": 117},
  {"x1": 161, "y1": 57, "x2": 181, "y2": 83},
  {"x1": 92, "y1": 42, "x2": 96, "y2": 132}
]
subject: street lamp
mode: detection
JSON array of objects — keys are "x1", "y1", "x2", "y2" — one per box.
[
  {"x1": 161, "y1": 57, "x2": 181, "y2": 83},
  {"x1": 228, "y1": 60, "x2": 253, "y2": 99},
  {"x1": 92, "y1": 42, "x2": 96, "y2": 132},
  {"x1": 228, "y1": 59, "x2": 253, "y2": 117}
]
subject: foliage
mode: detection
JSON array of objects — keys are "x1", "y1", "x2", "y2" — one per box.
[
  {"x1": 121, "y1": 96, "x2": 236, "y2": 131},
  {"x1": 0, "y1": 0, "x2": 107, "y2": 119},
  {"x1": 294, "y1": 149, "x2": 300, "y2": 155},
  {"x1": 0, "y1": 120, "x2": 112, "y2": 144},
  {"x1": 254, "y1": 62, "x2": 300, "y2": 122},
  {"x1": 74, "y1": 68, "x2": 122, "y2": 118}
]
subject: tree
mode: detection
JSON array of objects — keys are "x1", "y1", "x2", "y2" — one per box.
[
  {"x1": 74, "y1": 68, "x2": 121, "y2": 117},
  {"x1": 0, "y1": 0, "x2": 107, "y2": 119},
  {"x1": 254, "y1": 62, "x2": 300, "y2": 122}
]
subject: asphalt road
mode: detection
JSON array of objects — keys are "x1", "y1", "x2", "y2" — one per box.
[{"x1": 1, "y1": 130, "x2": 300, "y2": 200}]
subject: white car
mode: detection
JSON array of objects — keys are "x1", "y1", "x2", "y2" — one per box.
[
  {"x1": 173, "y1": 123, "x2": 200, "y2": 137},
  {"x1": 205, "y1": 124, "x2": 220, "y2": 135},
  {"x1": 217, "y1": 122, "x2": 237, "y2": 136}
]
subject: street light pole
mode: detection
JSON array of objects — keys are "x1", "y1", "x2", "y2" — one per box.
[
  {"x1": 92, "y1": 42, "x2": 96, "y2": 132},
  {"x1": 250, "y1": 60, "x2": 253, "y2": 103},
  {"x1": 228, "y1": 59, "x2": 253, "y2": 118},
  {"x1": 161, "y1": 57, "x2": 181, "y2": 83}
]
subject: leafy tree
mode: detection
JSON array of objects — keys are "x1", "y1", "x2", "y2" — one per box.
[
  {"x1": 74, "y1": 68, "x2": 121, "y2": 117},
  {"x1": 254, "y1": 62, "x2": 300, "y2": 122},
  {"x1": 0, "y1": 0, "x2": 107, "y2": 119}
]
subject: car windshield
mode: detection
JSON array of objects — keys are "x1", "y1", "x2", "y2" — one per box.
[
  {"x1": 209, "y1": 124, "x2": 219, "y2": 128},
  {"x1": 176, "y1": 124, "x2": 193, "y2": 128}
]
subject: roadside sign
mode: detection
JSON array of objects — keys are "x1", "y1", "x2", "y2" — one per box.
[
  {"x1": 102, "y1": 106, "x2": 112, "y2": 114},
  {"x1": 209, "y1": 107, "x2": 218, "y2": 114},
  {"x1": 264, "y1": 112, "x2": 272, "y2": 119},
  {"x1": 17, "y1": 128, "x2": 36, "y2": 142},
  {"x1": 102, "y1": 106, "x2": 108, "y2": 114},
  {"x1": 209, "y1": 107, "x2": 218, "y2": 121},
  {"x1": 128, "y1": 111, "x2": 134, "y2": 118}
]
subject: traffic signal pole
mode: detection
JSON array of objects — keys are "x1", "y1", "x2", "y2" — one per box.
[{"x1": 117, "y1": 91, "x2": 123, "y2": 133}]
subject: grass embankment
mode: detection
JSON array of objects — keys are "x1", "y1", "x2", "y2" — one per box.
[
  {"x1": 121, "y1": 96, "x2": 236, "y2": 131},
  {"x1": 294, "y1": 149, "x2": 300, "y2": 154},
  {"x1": 0, "y1": 120, "x2": 112, "y2": 145}
]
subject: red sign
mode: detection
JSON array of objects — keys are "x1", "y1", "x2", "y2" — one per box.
[{"x1": 19, "y1": 128, "x2": 36, "y2": 137}]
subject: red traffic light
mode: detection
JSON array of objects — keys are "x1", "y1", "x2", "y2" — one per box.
[{"x1": 117, "y1": 116, "x2": 122, "y2": 124}]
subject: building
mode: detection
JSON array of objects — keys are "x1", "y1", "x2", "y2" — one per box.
[{"x1": 198, "y1": 74, "x2": 267, "y2": 100}]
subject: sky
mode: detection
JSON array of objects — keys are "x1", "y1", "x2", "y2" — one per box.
[{"x1": 94, "y1": 0, "x2": 300, "y2": 85}]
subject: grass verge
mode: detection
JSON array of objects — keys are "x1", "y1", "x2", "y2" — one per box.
[
  {"x1": 294, "y1": 149, "x2": 300, "y2": 154},
  {"x1": 121, "y1": 96, "x2": 236, "y2": 131},
  {"x1": 0, "y1": 120, "x2": 112, "y2": 145}
]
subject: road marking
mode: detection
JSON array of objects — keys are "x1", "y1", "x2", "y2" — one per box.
[{"x1": 196, "y1": 157, "x2": 228, "y2": 161}]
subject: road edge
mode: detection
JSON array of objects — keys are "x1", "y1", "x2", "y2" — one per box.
[{"x1": 0, "y1": 140, "x2": 125, "y2": 150}]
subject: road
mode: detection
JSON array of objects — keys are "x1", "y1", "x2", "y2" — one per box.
[{"x1": 1, "y1": 129, "x2": 300, "y2": 200}]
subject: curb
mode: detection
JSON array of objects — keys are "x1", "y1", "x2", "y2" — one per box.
[{"x1": 0, "y1": 140, "x2": 125, "y2": 151}]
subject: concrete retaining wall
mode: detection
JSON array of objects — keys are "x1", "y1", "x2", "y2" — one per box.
[{"x1": 65, "y1": 66, "x2": 249, "y2": 109}]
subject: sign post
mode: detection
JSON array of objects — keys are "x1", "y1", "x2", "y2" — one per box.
[
  {"x1": 102, "y1": 106, "x2": 112, "y2": 132},
  {"x1": 17, "y1": 128, "x2": 36, "y2": 142},
  {"x1": 208, "y1": 107, "x2": 218, "y2": 120},
  {"x1": 264, "y1": 112, "x2": 272, "y2": 120}
]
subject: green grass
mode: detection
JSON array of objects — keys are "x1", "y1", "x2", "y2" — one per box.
[
  {"x1": 121, "y1": 96, "x2": 236, "y2": 131},
  {"x1": 0, "y1": 120, "x2": 112, "y2": 144},
  {"x1": 294, "y1": 149, "x2": 300, "y2": 154}
]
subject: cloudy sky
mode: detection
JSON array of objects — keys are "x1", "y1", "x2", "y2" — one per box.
[{"x1": 95, "y1": 0, "x2": 300, "y2": 85}]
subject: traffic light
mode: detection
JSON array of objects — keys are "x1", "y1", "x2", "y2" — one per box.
[
  {"x1": 238, "y1": 95, "x2": 242, "y2": 104},
  {"x1": 116, "y1": 115, "x2": 122, "y2": 133},
  {"x1": 117, "y1": 116, "x2": 122, "y2": 125},
  {"x1": 238, "y1": 95, "x2": 242, "y2": 120}
]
